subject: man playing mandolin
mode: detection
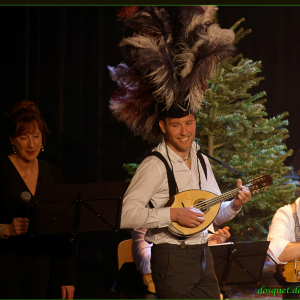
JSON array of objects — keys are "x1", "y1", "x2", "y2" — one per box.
[
  {"x1": 109, "y1": 5, "x2": 252, "y2": 299},
  {"x1": 120, "y1": 112, "x2": 251, "y2": 299}
]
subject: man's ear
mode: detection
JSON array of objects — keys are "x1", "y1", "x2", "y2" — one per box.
[{"x1": 159, "y1": 120, "x2": 166, "y2": 134}]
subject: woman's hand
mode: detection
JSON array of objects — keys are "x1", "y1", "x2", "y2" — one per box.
[
  {"x1": 2, "y1": 217, "x2": 30, "y2": 237},
  {"x1": 62, "y1": 285, "x2": 75, "y2": 299}
]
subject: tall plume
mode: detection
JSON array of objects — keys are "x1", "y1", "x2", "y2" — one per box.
[{"x1": 109, "y1": 6, "x2": 236, "y2": 141}]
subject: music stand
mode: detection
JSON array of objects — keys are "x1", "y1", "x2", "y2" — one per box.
[
  {"x1": 210, "y1": 241, "x2": 270, "y2": 298},
  {"x1": 31, "y1": 181, "x2": 126, "y2": 237},
  {"x1": 209, "y1": 242, "x2": 234, "y2": 283}
]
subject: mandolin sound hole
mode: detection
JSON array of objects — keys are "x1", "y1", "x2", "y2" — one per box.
[{"x1": 194, "y1": 199, "x2": 210, "y2": 214}]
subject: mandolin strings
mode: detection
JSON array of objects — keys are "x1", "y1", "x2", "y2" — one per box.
[
  {"x1": 194, "y1": 188, "x2": 240, "y2": 210},
  {"x1": 193, "y1": 183, "x2": 253, "y2": 210},
  {"x1": 193, "y1": 178, "x2": 269, "y2": 210}
]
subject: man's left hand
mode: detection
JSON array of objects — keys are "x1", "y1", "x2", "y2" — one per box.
[
  {"x1": 61, "y1": 285, "x2": 75, "y2": 299},
  {"x1": 231, "y1": 179, "x2": 251, "y2": 211}
]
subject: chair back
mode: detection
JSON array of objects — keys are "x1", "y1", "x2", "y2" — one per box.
[{"x1": 118, "y1": 239, "x2": 133, "y2": 270}]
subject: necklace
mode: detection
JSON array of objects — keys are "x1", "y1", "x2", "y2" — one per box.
[{"x1": 183, "y1": 152, "x2": 191, "y2": 164}]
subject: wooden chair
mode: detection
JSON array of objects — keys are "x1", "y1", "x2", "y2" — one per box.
[
  {"x1": 117, "y1": 239, "x2": 156, "y2": 295},
  {"x1": 118, "y1": 239, "x2": 133, "y2": 270}
]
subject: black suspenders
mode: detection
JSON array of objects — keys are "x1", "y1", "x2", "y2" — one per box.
[
  {"x1": 147, "y1": 150, "x2": 208, "y2": 200},
  {"x1": 148, "y1": 151, "x2": 178, "y2": 198},
  {"x1": 147, "y1": 150, "x2": 208, "y2": 241},
  {"x1": 197, "y1": 150, "x2": 207, "y2": 181}
]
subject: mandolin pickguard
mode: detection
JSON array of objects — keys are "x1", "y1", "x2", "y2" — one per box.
[{"x1": 168, "y1": 189, "x2": 221, "y2": 237}]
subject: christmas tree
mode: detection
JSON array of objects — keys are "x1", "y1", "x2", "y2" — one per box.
[
  {"x1": 123, "y1": 18, "x2": 298, "y2": 241},
  {"x1": 195, "y1": 18, "x2": 297, "y2": 241}
]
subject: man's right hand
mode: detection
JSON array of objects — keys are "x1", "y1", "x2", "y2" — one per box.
[
  {"x1": 170, "y1": 207, "x2": 204, "y2": 228},
  {"x1": 2, "y1": 217, "x2": 30, "y2": 237}
]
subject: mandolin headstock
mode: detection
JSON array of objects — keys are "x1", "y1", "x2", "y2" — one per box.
[{"x1": 247, "y1": 174, "x2": 273, "y2": 195}]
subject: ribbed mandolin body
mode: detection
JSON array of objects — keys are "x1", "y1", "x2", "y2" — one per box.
[
  {"x1": 167, "y1": 174, "x2": 273, "y2": 237},
  {"x1": 277, "y1": 259, "x2": 300, "y2": 282},
  {"x1": 168, "y1": 189, "x2": 221, "y2": 237}
]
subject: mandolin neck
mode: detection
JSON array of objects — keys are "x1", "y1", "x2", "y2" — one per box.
[{"x1": 196, "y1": 183, "x2": 250, "y2": 209}]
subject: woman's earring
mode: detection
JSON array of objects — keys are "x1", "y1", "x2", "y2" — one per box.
[
  {"x1": 41, "y1": 144, "x2": 44, "y2": 152},
  {"x1": 12, "y1": 146, "x2": 16, "y2": 154}
]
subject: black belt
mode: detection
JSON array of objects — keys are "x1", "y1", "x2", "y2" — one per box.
[{"x1": 152, "y1": 241, "x2": 208, "y2": 250}]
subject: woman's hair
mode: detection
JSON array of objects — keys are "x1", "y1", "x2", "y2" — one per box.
[{"x1": 7, "y1": 100, "x2": 49, "y2": 142}]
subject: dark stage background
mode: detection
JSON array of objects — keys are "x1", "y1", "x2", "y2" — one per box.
[{"x1": 0, "y1": 6, "x2": 299, "y2": 298}]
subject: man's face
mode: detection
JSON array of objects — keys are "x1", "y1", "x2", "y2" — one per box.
[{"x1": 159, "y1": 114, "x2": 196, "y2": 155}]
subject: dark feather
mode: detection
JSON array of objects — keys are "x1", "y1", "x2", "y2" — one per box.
[{"x1": 109, "y1": 5, "x2": 236, "y2": 141}]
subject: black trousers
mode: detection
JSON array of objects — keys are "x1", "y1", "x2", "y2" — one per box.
[{"x1": 151, "y1": 242, "x2": 220, "y2": 299}]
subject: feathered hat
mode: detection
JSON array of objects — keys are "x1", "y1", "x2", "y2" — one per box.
[{"x1": 108, "y1": 6, "x2": 236, "y2": 142}]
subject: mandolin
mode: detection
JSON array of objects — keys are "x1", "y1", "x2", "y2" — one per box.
[
  {"x1": 168, "y1": 175, "x2": 273, "y2": 237},
  {"x1": 276, "y1": 259, "x2": 300, "y2": 282}
]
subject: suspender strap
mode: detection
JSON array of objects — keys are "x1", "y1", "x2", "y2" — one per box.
[
  {"x1": 148, "y1": 151, "x2": 208, "y2": 196},
  {"x1": 148, "y1": 151, "x2": 178, "y2": 198},
  {"x1": 196, "y1": 150, "x2": 207, "y2": 181},
  {"x1": 148, "y1": 151, "x2": 185, "y2": 241},
  {"x1": 148, "y1": 150, "x2": 207, "y2": 242},
  {"x1": 291, "y1": 203, "x2": 300, "y2": 242}
]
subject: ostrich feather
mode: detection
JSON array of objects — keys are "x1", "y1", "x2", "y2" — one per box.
[
  {"x1": 118, "y1": 7, "x2": 173, "y2": 45},
  {"x1": 109, "y1": 6, "x2": 236, "y2": 141},
  {"x1": 185, "y1": 6, "x2": 218, "y2": 39},
  {"x1": 176, "y1": 37, "x2": 236, "y2": 111},
  {"x1": 120, "y1": 34, "x2": 176, "y2": 109}
]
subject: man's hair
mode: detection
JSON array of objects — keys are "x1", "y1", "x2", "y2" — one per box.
[{"x1": 160, "y1": 113, "x2": 196, "y2": 125}]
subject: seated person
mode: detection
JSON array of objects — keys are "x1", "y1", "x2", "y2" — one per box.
[
  {"x1": 132, "y1": 225, "x2": 230, "y2": 293},
  {"x1": 268, "y1": 197, "x2": 300, "y2": 265},
  {"x1": 267, "y1": 197, "x2": 300, "y2": 299}
]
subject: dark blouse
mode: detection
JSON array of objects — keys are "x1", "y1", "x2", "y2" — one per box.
[{"x1": 0, "y1": 157, "x2": 75, "y2": 299}]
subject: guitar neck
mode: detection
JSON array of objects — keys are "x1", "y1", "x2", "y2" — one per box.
[{"x1": 195, "y1": 184, "x2": 249, "y2": 210}]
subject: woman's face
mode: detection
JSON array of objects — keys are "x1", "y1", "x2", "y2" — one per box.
[{"x1": 9, "y1": 121, "x2": 42, "y2": 163}]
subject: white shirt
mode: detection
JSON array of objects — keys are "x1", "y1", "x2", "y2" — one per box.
[
  {"x1": 267, "y1": 197, "x2": 300, "y2": 265},
  {"x1": 121, "y1": 139, "x2": 240, "y2": 245}
]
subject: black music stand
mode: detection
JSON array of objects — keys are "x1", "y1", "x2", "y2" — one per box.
[
  {"x1": 31, "y1": 181, "x2": 126, "y2": 237},
  {"x1": 210, "y1": 241, "x2": 270, "y2": 298}
]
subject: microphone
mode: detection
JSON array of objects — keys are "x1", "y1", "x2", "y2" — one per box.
[{"x1": 20, "y1": 191, "x2": 31, "y2": 218}]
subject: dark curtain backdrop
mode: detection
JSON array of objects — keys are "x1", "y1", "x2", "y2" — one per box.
[{"x1": 0, "y1": 6, "x2": 299, "y2": 298}]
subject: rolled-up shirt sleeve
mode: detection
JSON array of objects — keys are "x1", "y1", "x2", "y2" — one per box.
[
  {"x1": 267, "y1": 207, "x2": 294, "y2": 265},
  {"x1": 121, "y1": 158, "x2": 171, "y2": 229},
  {"x1": 214, "y1": 201, "x2": 240, "y2": 225}
]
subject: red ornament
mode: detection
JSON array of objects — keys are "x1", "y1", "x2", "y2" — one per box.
[
  {"x1": 200, "y1": 81, "x2": 207, "y2": 92},
  {"x1": 117, "y1": 6, "x2": 139, "y2": 18},
  {"x1": 185, "y1": 6, "x2": 206, "y2": 13}
]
